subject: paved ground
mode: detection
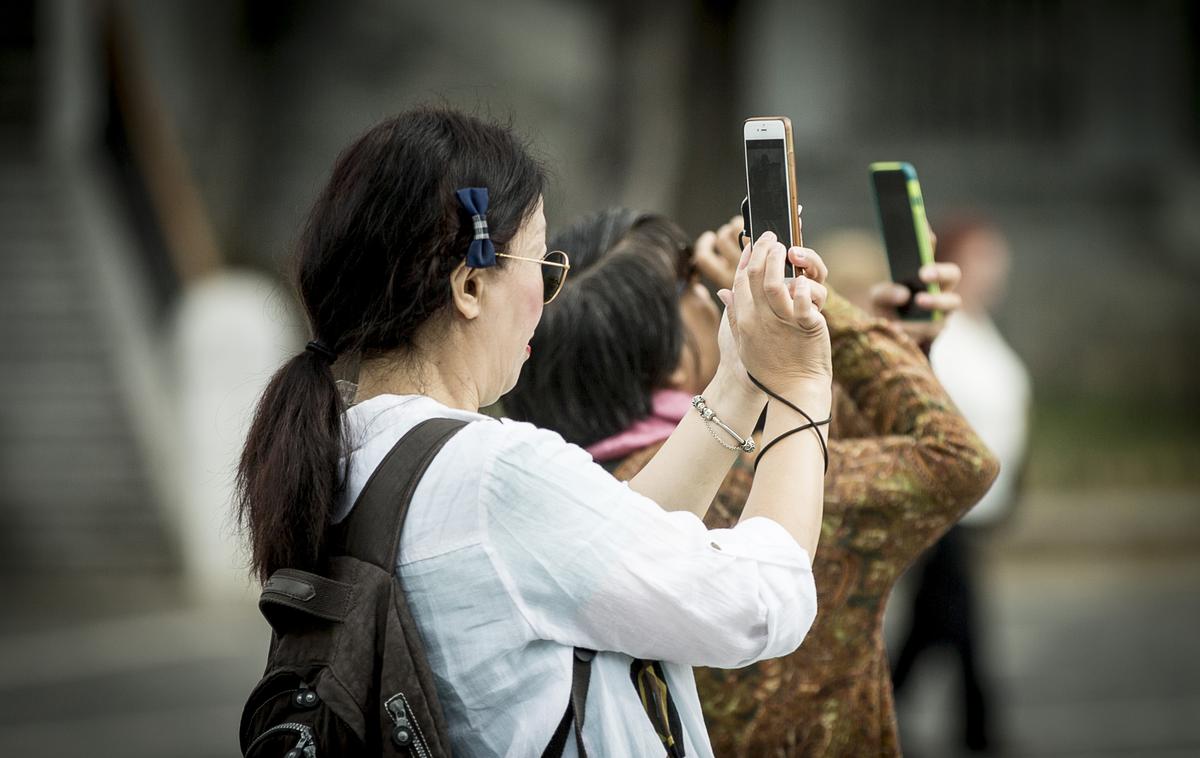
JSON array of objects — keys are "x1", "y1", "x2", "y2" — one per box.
[
  {"x1": 892, "y1": 489, "x2": 1200, "y2": 758},
  {"x1": 892, "y1": 552, "x2": 1200, "y2": 758},
  {"x1": 0, "y1": 488, "x2": 1196, "y2": 757}
]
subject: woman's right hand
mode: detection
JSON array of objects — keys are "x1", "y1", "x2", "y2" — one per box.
[
  {"x1": 869, "y1": 262, "x2": 963, "y2": 351},
  {"x1": 693, "y1": 215, "x2": 746, "y2": 291},
  {"x1": 716, "y1": 232, "x2": 832, "y2": 396},
  {"x1": 693, "y1": 211, "x2": 823, "y2": 291}
]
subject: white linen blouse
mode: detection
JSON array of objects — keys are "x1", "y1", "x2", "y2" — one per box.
[{"x1": 334, "y1": 394, "x2": 817, "y2": 757}]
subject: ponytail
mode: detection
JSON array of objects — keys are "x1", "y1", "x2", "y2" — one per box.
[
  {"x1": 235, "y1": 347, "x2": 347, "y2": 583},
  {"x1": 234, "y1": 107, "x2": 544, "y2": 585}
]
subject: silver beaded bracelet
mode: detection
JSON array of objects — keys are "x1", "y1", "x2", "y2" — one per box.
[{"x1": 692, "y1": 395, "x2": 756, "y2": 453}]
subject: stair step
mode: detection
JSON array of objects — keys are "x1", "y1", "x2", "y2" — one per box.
[{"x1": 0, "y1": 155, "x2": 176, "y2": 575}]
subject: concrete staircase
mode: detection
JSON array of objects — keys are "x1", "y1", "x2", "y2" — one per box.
[{"x1": 0, "y1": 6, "x2": 175, "y2": 576}]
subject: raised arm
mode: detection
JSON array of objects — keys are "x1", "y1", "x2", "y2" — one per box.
[
  {"x1": 624, "y1": 365, "x2": 764, "y2": 519},
  {"x1": 823, "y1": 289, "x2": 999, "y2": 538},
  {"x1": 486, "y1": 422, "x2": 817, "y2": 668},
  {"x1": 627, "y1": 237, "x2": 829, "y2": 533},
  {"x1": 721, "y1": 235, "x2": 832, "y2": 559}
]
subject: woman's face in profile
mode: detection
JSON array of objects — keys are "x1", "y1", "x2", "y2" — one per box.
[
  {"x1": 481, "y1": 198, "x2": 548, "y2": 402},
  {"x1": 675, "y1": 279, "x2": 722, "y2": 394}
]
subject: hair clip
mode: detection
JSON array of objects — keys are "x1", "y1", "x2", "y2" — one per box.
[{"x1": 456, "y1": 187, "x2": 496, "y2": 268}]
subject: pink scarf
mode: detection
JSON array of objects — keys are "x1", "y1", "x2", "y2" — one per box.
[{"x1": 585, "y1": 389, "x2": 693, "y2": 463}]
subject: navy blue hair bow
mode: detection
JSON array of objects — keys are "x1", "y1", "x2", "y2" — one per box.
[{"x1": 456, "y1": 187, "x2": 496, "y2": 268}]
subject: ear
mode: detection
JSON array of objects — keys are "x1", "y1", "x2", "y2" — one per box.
[
  {"x1": 664, "y1": 343, "x2": 693, "y2": 391},
  {"x1": 449, "y1": 262, "x2": 485, "y2": 320}
]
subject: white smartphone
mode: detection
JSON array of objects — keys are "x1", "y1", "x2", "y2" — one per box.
[{"x1": 743, "y1": 116, "x2": 801, "y2": 276}]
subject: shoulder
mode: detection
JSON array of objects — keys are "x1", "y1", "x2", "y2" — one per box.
[
  {"x1": 339, "y1": 394, "x2": 507, "y2": 513},
  {"x1": 482, "y1": 417, "x2": 609, "y2": 492},
  {"x1": 493, "y1": 416, "x2": 584, "y2": 458},
  {"x1": 478, "y1": 417, "x2": 686, "y2": 530}
]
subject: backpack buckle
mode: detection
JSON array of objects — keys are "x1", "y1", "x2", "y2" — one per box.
[{"x1": 385, "y1": 692, "x2": 429, "y2": 755}]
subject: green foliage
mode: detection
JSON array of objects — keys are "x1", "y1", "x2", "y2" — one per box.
[{"x1": 1027, "y1": 393, "x2": 1200, "y2": 488}]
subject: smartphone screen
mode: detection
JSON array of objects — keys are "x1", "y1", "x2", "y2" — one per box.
[
  {"x1": 745, "y1": 138, "x2": 797, "y2": 277},
  {"x1": 872, "y1": 166, "x2": 932, "y2": 320}
]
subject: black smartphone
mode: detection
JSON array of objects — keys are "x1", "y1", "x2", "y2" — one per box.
[
  {"x1": 744, "y1": 117, "x2": 800, "y2": 277},
  {"x1": 870, "y1": 162, "x2": 939, "y2": 321}
]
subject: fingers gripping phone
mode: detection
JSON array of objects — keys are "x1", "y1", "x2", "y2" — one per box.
[
  {"x1": 870, "y1": 161, "x2": 940, "y2": 321},
  {"x1": 744, "y1": 117, "x2": 802, "y2": 277}
]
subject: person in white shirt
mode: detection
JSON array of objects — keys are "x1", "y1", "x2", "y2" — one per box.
[
  {"x1": 928, "y1": 222, "x2": 1031, "y2": 527},
  {"x1": 236, "y1": 108, "x2": 836, "y2": 756},
  {"x1": 891, "y1": 216, "x2": 1031, "y2": 754}
]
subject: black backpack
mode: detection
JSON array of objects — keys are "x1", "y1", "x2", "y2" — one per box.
[{"x1": 239, "y1": 417, "x2": 594, "y2": 757}]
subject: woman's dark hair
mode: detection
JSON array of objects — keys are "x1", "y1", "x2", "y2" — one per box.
[
  {"x1": 504, "y1": 208, "x2": 691, "y2": 448},
  {"x1": 237, "y1": 108, "x2": 544, "y2": 582}
]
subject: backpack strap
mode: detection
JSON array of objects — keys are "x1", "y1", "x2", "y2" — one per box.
[
  {"x1": 332, "y1": 417, "x2": 468, "y2": 567},
  {"x1": 630, "y1": 658, "x2": 686, "y2": 757},
  {"x1": 335, "y1": 416, "x2": 596, "y2": 756},
  {"x1": 541, "y1": 647, "x2": 594, "y2": 758}
]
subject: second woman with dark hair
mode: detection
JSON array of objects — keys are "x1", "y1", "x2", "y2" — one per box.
[
  {"x1": 237, "y1": 109, "x2": 835, "y2": 756},
  {"x1": 507, "y1": 209, "x2": 999, "y2": 756}
]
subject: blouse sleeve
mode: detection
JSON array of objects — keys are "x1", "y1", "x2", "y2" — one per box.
[
  {"x1": 478, "y1": 420, "x2": 817, "y2": 669},
  {"x1": 822, "y1": 291, "x2": 1000, "y2": 535}
]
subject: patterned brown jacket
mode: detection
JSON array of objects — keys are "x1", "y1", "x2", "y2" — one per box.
[{"x1": 612, "y1": 292, "x2": 999, "y2": 757}]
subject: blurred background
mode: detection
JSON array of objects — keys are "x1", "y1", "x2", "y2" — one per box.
[{"x1": 1, "y1": 0, "x2": 1197, "y2": 756}]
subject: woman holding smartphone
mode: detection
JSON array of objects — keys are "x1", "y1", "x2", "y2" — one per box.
[
  {"x1": 507, "y1": 209, "x2": 998, "y2": 757},
  {"x1": 236, "y1": 108, "x2": 833, "y2": 756}
]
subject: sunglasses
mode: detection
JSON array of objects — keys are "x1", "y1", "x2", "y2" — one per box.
[{"x1": 496, "y1": 250, "x2": 572, "y2": 304}]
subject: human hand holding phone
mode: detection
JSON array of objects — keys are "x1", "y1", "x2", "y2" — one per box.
[
  {"x1": 720, "y1": 231, "x2": 832, "y2": 559},
  {"x1": 694, "y1": 213, "x2": 826, "y2": 291},
  {"x1": 870, "y1": 261, "x2": 963, "y2": 350},
  {"x1": 715, "y1": 231, "x2": 831, "y2": 396},
  {"x1": 871, "y1": 162, "x2": 942, "y2": 320}
]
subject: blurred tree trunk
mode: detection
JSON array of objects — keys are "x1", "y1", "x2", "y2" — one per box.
[
  {"x1": 595, "y1": 0, "x2": 744, "y2": 233},
  {"x1": 673, "y1": 0, "x2": 744, "y2": 235}
]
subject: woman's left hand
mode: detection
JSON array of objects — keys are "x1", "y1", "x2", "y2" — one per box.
[
  {"x1": 869, "y1": 262, "x2": 963, "y2": 349},
  {"x1": 694, "y1": 214, "x2": 826, "y2": 291},
  {"x1": 714, "y1": 245, "x2": 829, "y2": 397},
  {"x1": 693, "y1": 216, "x2": 746, "y2": 290}
]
